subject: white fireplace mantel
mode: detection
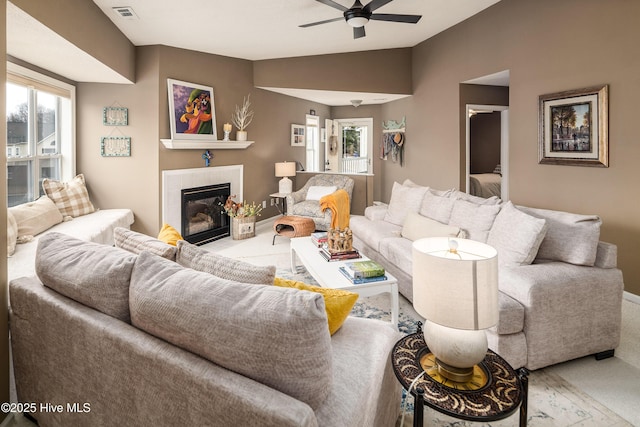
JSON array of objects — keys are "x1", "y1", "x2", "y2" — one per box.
[{"x1": 160, "y1": 139, "x2": 254, "y2": 150}]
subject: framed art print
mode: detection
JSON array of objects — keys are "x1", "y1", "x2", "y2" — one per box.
[
  {"x1": 167, "y1": 79, "x2": 217, "y2": 140},
  {"x1": 539, "y1": 84, "x2": 608, "y2": 167},
  {"x1": 291, "y1": 124, "x2": 305, "y2": 147},
  {"x1": 103, "y1": 107, "x2": 128, "y2": 126},
  {"x1": 101, "y1": 136, "x2": 131, "y2": 157}
]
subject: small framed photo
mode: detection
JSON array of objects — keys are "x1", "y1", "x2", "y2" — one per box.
[
  {"x1": 291, "y1": 124, "x2": 305, "y2": 147},
  {"x1": 103, "y1": 107, "x2": 128, "y2": 126},
  {"x1": 101, "y1": 136, "x2": 131, "y2": 157},
  {"x1": 539, "y1": 84, "x2": 608, "y2": 167},
  {"x1": 167, "y1": 78, "x2": 217, "y2": 140}
]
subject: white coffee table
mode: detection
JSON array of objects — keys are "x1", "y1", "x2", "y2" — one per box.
[{"x1": 290, "y1": 236, "x2": 399, "y2": 327}]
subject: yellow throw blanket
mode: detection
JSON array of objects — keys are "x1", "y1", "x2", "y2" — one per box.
[{"x1": 320, "y1": 189, "x2": 350, "y2": 229}]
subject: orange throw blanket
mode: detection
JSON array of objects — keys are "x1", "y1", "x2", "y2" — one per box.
[{"x1": 320, "y1": 189, "x2": 350, "y2": 229}]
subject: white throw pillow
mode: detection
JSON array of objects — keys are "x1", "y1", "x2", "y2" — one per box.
[
  {"x1": 448, "y1": 199, "x2": 501, "y2": 243},
  {"x1": 9, "y1": 196, "x2": 64, "y2": 239},
  {"x1": 487, "y1": 202, "x2": 548, "y2": 267},
  {"x1": 401, "y1": 212, "x2": 465, "y2": 241},
  {"x1": 305, "y1": 185, "x2": 337, "y2": 201},
  {"x1": 419, "y1": 191, "x2": 456, "y2": 224},
  {"x1": 383, "y1": 182, "x2": 428, "y2": 226}
]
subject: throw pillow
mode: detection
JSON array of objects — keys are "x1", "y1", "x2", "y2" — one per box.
[
  {"x1": 129, "y1": 251, "x2": 333, "y2": 410},
  {"x1": 383, "y1": 181, "x2": 428, "y2": 226},
  {"x1": 176, "y1": 240, "x2": 276, "y2": 285},
  {"x1": 450, "y1": 190, "x2": 502, "y2": 206},
  {"x1": 157, "y1": 223, "x2": 183, "y2": 246},
  {"x1": 401, "y1": 211, "x2": 466, "y2": 241},
  {"x1": 517, "y1": 206, "x2": 602, "y2": 266},
  {"x1": 42, "y1": 173, "x2": 96, "y2": 218},
  {"x1": 7, "y1": 210, "x2": 17, "y2": 256},
  {"x1": 273, "y1": 277, "x2": 358, "y2": 335},
  {"x1": 35, "y1": 232, "x2": 136, "y2": 323},
  {"x1": 114, "y1": 227, "x2": 177, "y2": 261},
  {"x1": 487, "y1": 202, "x2": 548, "y2": 267},
  {"x1": 419, "y1": 191, "x2": 456, "y2": 224},
  {"x1": 9, "y1": 196, "x2": 63, "y2": 239},
  {"x1": 448, "y1": 199, "x2": 501, "y2": 242},
  {"x1": 306, "y1": 185, "x2": 337, "y2": 201}
]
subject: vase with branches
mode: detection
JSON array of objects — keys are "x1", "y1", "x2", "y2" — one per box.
[{"x1": 232, "y1": 94, "x2": 254, "y2": 141}]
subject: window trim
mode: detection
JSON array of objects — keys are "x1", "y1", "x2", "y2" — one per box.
[{"x1": 6, "y1": 62, "x2": 76, "y2": 191}]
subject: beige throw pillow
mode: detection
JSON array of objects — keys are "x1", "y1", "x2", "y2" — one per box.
[
  {"x1": 7, "y1": 210, "x2": 17, "y2": 256},
  {"x1": 383, "y1": 181, "x2": 428, "y2": 226},
  {"x1": 42, "y1": 173, "x2": 96, "y2": 218},
  {"x1": 448, "y1": 199, "x2": 501, "y2": 243},
  {"x1": 306, "y1": 185, "x2": 337, "y2": 201},
  {"x1": 114, "y1": 227, "x2": 177, "y2": 261},
  {"x1": 176, "y1": 240, "x2": 276, "y2": 284},
  {"x1": 9, "y1": 196, "x2": 63, "y2": 239},
  {"x1": 487, "y1": 202, "x2": 548, "y2": 267},
  {"x1": 401, "y1": 211, "x2": 465, "y2": 241}
]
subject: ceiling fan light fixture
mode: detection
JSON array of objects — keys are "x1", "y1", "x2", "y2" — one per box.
[{"x1": 347, "y1": 16, "x2": 369, "y2": 27}]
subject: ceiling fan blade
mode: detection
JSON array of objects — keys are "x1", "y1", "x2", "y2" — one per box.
[
  {"x1": 363, "y1": 0, "x2": 393, "y2": 13},
  {"x1": 353, "y1": 26, "x2": 366, "y2": 39},
  {"x1": 315, "y1": 0, "x2": 348, "y2": 12},
  {"x1": 299, "y1": 17, "x2": 345, "y2": 28},
  {"x1": 370, "y1": 13, "x2": 422, "y2": 24}
]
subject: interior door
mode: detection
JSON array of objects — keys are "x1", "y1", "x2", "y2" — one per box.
[{"x1": 335, "y1": 118, "x2": 373, "y2": 174}]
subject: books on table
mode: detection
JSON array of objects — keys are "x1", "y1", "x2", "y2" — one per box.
[
  {"x1": 338, "y1": 267, "x2": 388, "y2": 284},
  {"x1": 318, "y1": 246, "x2": 361, "y2": 261},
  {"x1": 341, "y1": 260, "x2": 386, "y2": 279},
  {"x1": 311, "y1": 231, "x2": 328, "y2": 247}
]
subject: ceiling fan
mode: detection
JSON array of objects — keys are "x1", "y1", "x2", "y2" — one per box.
[{"x1": 300, "y1": 0, "x2": 422, "y2": 39}]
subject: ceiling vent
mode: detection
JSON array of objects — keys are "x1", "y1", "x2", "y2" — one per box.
[{"x1": 112, "y1": 6, "x2": 139, "y2": 20}]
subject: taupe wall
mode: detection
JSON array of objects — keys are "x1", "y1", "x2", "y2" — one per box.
[
  {"x1": 382, "y1": 0, "x2": 640, "y2": 295},
  {"x1": 10, "y1": 0, "x2": 135, "y2": 82},
  {"x1": 254, "y1": 49, "x2": 412, "y2": 94},
  {"x1": 1, "y1": 0, "x2": 10, "y2": 414},
  {"x1": 78, "y1": 45, "x2": 331, "y2": 236}
]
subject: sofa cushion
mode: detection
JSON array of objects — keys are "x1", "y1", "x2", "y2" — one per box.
[
  {"x1": 450, "y1": 190, "x2": 502, "y2": 205},
  {"x1": 114, "y1": 227, "x2": 177, "y2": 261},
  {"x1": 42, "y1": 173, "x2": 96, "y2": 218},
  {"x1": 364, "y1": 204, "x2": 388, "y2": 221},
  {"x1": 379, "y1": 237, "x2": 413, "y2": 277},
  {"x1": 176, "y1": 240, "x2": 275, "y2": 284},
  {"x1": 493, "y1": 292, "x2": 525, "y2": 335},
  {"x1": 129, "y1": 251, "x2": 333, "y2": 410},
  {"x1": 488, "y1": 202, "x2": 548, "y2": 267},
  {"x1": 349, "y1": 215, "x2": 401, "y2": 252},
  {"x1": 157, "y1": 223, "x2": 183, "y2": 246},
  {"x1": 419, "y1": 192, "x2": 456, "y2": 224},
  {"x1": 517, "y1": 206, "x2": 601, "y2": 266},
  {"x1": 273, "y1": 277, "x2": 358, "y2": 335},
  {"x1": 7, "y1": 210, "x2": 17, "y2": 256},
  {"x1": 306, "y1": 185, "x2": 337, "y2": 201},
  {"x1": 383, "y1": 181, "x2": 428, "y2": 226},
  {"x1": 9, "y1": 196, "x2": 63, "y2": 239},
  {"x1": 401, "y1": 212, "x2": 465, "y2": 241},
  {"x1": 448, "y1": 199, "x2": 501, "y2": 242},
  {"x1": 35, "y1": 233, "x2": 136, "y2": 323}
]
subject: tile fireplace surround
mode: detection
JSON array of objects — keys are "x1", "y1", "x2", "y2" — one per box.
[{"x1": 162, "y1": 165, "x2": 243, "y2": 231}]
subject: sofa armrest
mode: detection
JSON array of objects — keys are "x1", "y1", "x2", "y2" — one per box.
[
  {"x1": 364, "y1": 205, "x2": 388, "y2": 221},
  {"x1": 498, "y1": 262, "x2": 623, "y2": 370},
  {"x1": 595, "y1": 241, "x2": 617, "y2": 268}
]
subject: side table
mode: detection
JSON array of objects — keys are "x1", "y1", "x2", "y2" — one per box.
[
  {"x1": 391, "y1": 328, "x2": 528, "y2": 427},
  {"x1": 269, "y1": 193, "x2": 288, "y2": 216}
]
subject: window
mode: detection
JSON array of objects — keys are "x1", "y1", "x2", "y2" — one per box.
[
  {"x1": 6, "y1": 63, "x2": 75, "y2": 207},
  {"x1": 335, "y1": 118, "x2": 373, "y2": 174}
]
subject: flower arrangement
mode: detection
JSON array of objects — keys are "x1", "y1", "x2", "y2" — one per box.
[
  {"x1": 231, "y1": 94, "x2": 254, "y2": 131},
  {"x1": 221, "y1": 196, "x2": 262, "y2": 218}
]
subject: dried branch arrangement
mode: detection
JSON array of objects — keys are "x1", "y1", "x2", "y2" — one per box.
[{"x1": 232, "y1": 94, "x2": 254, "y2": 131}]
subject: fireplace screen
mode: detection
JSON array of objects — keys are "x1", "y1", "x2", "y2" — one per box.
[{"x1": 181, "y1": 183, "x2": 230, "y2": 245}]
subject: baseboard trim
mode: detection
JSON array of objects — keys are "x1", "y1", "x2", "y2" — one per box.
[{"x1": 623, "y1": 291, "x2": 640, "y2": 305}]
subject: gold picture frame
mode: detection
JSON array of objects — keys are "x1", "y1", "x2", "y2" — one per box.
[{"x1": 539, "y1": 84, "x2": 608, "y2": 167}]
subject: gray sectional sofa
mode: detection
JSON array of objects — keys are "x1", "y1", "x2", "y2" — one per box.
[
  {"x1": 349, "y1": 180, "x2": 624, "y2": 370},
  {"x1": 10, "y1": 232, "x2": 401, "y2": 427}
]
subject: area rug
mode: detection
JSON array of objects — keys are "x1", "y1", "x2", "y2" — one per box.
[{"x1": 276, "y1": 266, "x2": 631, "y2": 427}]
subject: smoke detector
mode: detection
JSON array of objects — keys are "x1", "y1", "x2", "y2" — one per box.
[{"x1": 112, "y1": 6, "x2": 139, "y2": 20}]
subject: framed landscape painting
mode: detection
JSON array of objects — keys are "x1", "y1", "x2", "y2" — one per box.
[
  {"x1": 538, "y1": 84, "x2": 608, "y2": 167},
  {"x1": 167, "y1": 79, "x2": 217, "y2": 140}
]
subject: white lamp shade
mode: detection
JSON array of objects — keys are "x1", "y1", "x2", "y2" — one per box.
[
  {"x1": 275, "y1": 162, "x2": 296, "y2": 178},
  {"x1": 412, "y1": 237, "x2": 498, "y2": 330}
]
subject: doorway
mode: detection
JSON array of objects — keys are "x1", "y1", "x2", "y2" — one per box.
[
  {"x1": 331, "y1": 118, "x2": 373, "y2": 174},
  {"x1": 465, "y1": 104, "x2": 509, "y2": 200}
]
